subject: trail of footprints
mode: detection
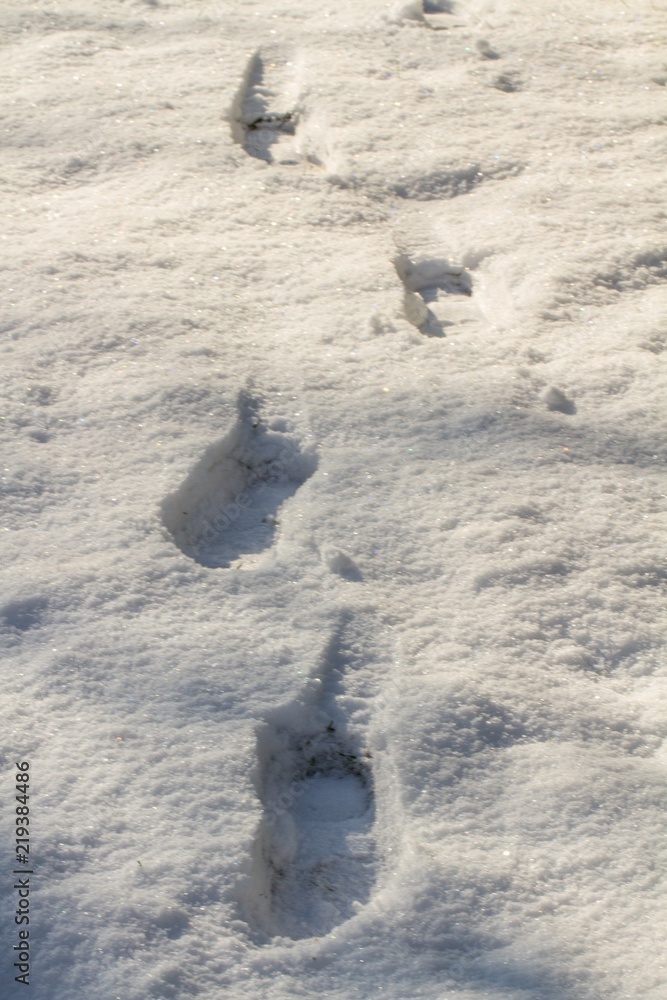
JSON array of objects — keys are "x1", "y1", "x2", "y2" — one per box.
[
  {"x1": 161, "y1": 404, "x2": 385, "y2": 941},
  {"x1": 225, "y1": 32, "x2": 506, "y2": 342},
  {"x1": 160, "y1": 9, "x2": 661, "y2": 947},
  {"x1": 240, "y1": 611, "x2": 385, "y2": 940}
]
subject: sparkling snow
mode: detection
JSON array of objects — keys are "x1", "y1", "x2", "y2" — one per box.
[{"x1": 1, "y1": 0, "x2": 666, "y2": 998}]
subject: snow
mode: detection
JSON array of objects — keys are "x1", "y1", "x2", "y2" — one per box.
[{"x1": 1, "y1": 0, "x2": 666, "y2": 997}]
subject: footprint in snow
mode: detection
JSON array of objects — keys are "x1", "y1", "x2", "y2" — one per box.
[
  {"x1": 392, "y1": 0, "x2": 457, "y2": 29},
  {"x1": 240, "y1": 612, "x2": 385, "y2": 940},
  {"x1": 394, "y1": 252, "x2": 476, "y2": 336},
  {"x1": 229, "y1": 49, "x2": 306, "y2": 166},
  {"x1": 161, "y1": 391, "x2": 317, "y2": 569}
]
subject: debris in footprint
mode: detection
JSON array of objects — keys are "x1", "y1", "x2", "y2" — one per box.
[{"x1": 229, "y1": 50, "x2": 303, "y2": 164}]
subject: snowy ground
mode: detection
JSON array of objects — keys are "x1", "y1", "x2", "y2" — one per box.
[{"x1": 1, "y1": 0, "x2": 666, "y2": 997}]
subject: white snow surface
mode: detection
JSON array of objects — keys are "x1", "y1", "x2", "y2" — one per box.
[{"x1": 1, "y1": 0, "x2": 666, "y2": 997}]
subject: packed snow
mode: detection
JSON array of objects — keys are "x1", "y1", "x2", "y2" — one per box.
[{"x1": 1, "y1": 0, "x2": 666, "y2": 997}]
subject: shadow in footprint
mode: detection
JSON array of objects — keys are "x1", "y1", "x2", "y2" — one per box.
[
  {"x1": 457, "y1": 953, "x2": 592, "y2": 1000},
  {"x1": 396, "y1": 1, "x2": 455, "y2": 29},
  {"x1": 323, "y1": 546, "x2": 363, "y2": 581},
  {"x1": 1, "y1": 596, "x2": 48, "y2": 633},
  {"x1": 240, "y1": 612, "x2": 379, "y2": 940},
  {"x1": 493, "y1": 72, "x2": 522, "y2": 92},
  {"x1": 161, "y1": 392, "x2": 317, "y2": 568},
  {"x1": 229, "y1": 51, "x2": 300, "y2": 165}
]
